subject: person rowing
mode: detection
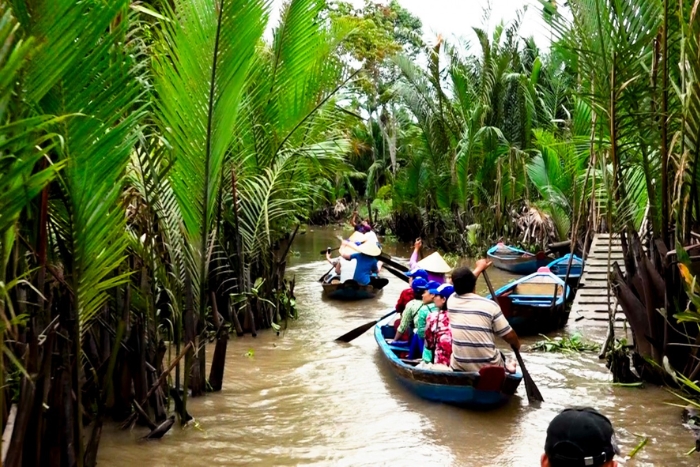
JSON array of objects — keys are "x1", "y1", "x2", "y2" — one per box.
[
  {"x1": 350, "y1": 210, "x2": 372, "y2": 234},
  {"x1": 448, "y1": 260, "x2": 520, "y2": 374},
  {"x1": 409, "y1": 239, "x2": 451, "y2": 284}
]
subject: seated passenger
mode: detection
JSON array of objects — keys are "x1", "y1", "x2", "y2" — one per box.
[
  {"x1": 339, "y1": 236, "x2": 380, "y2": 286},
  {"x1": 392, "y1": 278, "x2": 428, "y2": 342},
  {"x1": 448, "y1": 260, "x2": 520, "y2": 373},
  {"x1": 423, "y1": 284, "x2": 454, "y2": 365},
  {"x1": 415, "y1": 280, "x2": 440, "y2": 339},
  {"x1": 406, "y1": 280, "x2": 440, "y2": 360},
  {"x1": 325, "y1": 248, "x2": 357, "y2": 283},
  {"x1": 394, "y1": 269, "x2": 428, "y2": 340}
]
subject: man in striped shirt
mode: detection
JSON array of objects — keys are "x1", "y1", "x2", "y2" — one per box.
[{"x1": 447, "y1": 260, "x2": 520, "y2": 373}]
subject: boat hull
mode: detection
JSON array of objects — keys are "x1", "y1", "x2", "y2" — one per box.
[
  {"x1": 321, "y1": 277, "x2": 388, "y2": 301},
  {"x1": 374, "y1": 315, "x2": 522, "y2": 409},
  {"x1": 547, "y1": 254, "x2": 584, "y2": 293},
  {"x1": 486, "y1": 268, "x2": 570, "y2": 336},
  {"x1": 487, "y1": 245, "x2": 552, "y2": 275}
]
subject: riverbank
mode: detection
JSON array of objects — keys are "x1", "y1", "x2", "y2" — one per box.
[{"x1": 97, "y1": 227, "x2": 694, "y2": 466}]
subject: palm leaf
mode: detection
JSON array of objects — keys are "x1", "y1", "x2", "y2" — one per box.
[{"x1": 154, "y1": 0, "x2": 268, "y2": 312}]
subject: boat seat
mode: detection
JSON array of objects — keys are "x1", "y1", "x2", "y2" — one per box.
[
  {"x1": 511, "y1": 299, "x2": 556, "y2": 306},
  {"x1": 475, "y1": 365, "x2": 506, "y2": 391},
  {"x1": 387, "y1": 343, "x2": 410, "y2": 353},
  {"x1": 513, "y1": 283, "x2": 562, "y2": 296}
]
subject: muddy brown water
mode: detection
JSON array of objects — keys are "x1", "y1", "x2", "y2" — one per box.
[{"x1": 98, "y1": 227, "x2": 695, "y2": 466}]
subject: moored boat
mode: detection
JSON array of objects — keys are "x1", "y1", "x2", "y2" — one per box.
[
  {"x1": 486, "y1": 267, "x2": 571, "y2": 335},
  {"x1": 374, "y1": 314, "x2": 522, "y2": 409},
  {"x1": 322, "y1": 276, "x2": 388, "y2": 300},
  {"x1": 487, "y1": 243, "x2": 552, "y2": 275},
  {"x1": 547, "y1": 254, "x2": 584, "y2": 291}
]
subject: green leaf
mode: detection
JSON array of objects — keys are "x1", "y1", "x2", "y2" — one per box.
[{"x1": 155, "y1": 0, "x2": 268, "y2": 314}]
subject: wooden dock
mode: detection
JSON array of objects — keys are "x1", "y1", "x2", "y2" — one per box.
[{"x1": 569, "y1": 233, "x2": 626, "y2": 326}]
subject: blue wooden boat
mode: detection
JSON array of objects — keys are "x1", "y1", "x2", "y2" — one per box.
[
  {"x1": 487, "y1": 243, "x2": 552, "y2": 275},
  {"x1": 375, "y1": 314, "x2": 523, "y2": 409},
  {"x1": 486, "y1": 267, "x2": 571, "y2": 336},
  {"x1": 322, "y1": 276, "x2": 388, "y2": 300},
  {"x1": 547, "y1": 254, "x2": 584, "y2": 291}
]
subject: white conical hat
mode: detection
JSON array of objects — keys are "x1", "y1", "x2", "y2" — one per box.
[
  {"x1": 357, "y1": 240, "x2": 381, "y2": 257},
  {"x1": 348, "y1": 231, "x2": 366, "y2": 243},
  {"x1": 417, "y1": 252, "x2": 452, "y2": 274}
]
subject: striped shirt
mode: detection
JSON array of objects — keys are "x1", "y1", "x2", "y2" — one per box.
[{"x1": 447, "y1": 293, "x2": 512, "y2": 372}]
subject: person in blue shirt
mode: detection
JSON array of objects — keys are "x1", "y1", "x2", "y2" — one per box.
[{"x1": 339, "y1": 237, "x2": 381, "y2": 286}]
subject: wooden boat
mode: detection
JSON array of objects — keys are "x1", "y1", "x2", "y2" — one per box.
[
  {"x1": 487, "y1": 243, "x2": 553, "y2": 275},
  {"x1": 374, "y1": 314, "x2": 522, "y2": 409},
  {"x1": 547, "y1": 254, "x2": 584, "y2": 291},
  {"x1": 321, "y1": 276, "x2": 388, "y2": 300},
  {"x1": 486, "y1": 267, "x2": 571, "y2": 336}
]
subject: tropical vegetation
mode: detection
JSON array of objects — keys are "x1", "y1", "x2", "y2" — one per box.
[
  {"x1": 3, "y1": 0, "x2": 700, "y2": 462},
  {"x1": 0, "y1": 0, "x2": 355, "y2": 463}
]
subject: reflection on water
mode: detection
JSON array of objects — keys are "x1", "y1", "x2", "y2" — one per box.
[{"x1": 98, "y1": 226, "x2": 694, "y2": 466}]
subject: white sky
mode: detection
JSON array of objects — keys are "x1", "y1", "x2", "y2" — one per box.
[{"x1": 268, "y1": 0, "x2": 553, "y2": 51}]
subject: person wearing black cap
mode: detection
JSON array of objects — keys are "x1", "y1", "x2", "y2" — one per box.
[{"x1": 542, "y1": 407, "x2": 620, "y2": 467}]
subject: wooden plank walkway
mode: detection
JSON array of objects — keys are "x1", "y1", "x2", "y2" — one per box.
[{"x1": 569, "y1": 233, "x2": 627, "y2": 326}]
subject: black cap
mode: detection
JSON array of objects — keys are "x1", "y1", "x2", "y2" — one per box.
[{"x1": 545, "y1": 407, "x2": 619, "y2": 467}]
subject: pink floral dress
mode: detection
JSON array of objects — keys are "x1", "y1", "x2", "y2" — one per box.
[{"x1": 423, "y1": 310, "x2": 452, "y2": 365}]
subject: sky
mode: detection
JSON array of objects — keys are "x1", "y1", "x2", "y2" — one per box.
[{"x1": 268, "y1": 0, "x2": 554, "y2": 51}]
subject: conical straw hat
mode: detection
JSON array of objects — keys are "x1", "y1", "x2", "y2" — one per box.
[
  {"x1": 357, "y1": 240, "x2": 381, "y2": 257},
  {"x1": 348, "y1": 231, "x2": 366, "y2": 243},
  {"x1": 417, "y1": 252, "x2": 452, "y2": 274},
  {"x1": 363, "y1": 231, "x2": 379, "y2": 245}
]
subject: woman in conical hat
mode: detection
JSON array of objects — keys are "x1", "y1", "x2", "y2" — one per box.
[
  {"x1": 339, "y1": 236, "x2": 380, "y2": 286},
  {"x1": 409, "y1": 238, "x2": 450, "y2": 284}
]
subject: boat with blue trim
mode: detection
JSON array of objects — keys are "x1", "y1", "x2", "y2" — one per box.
[
  {"x1": 547, "y1": 254, "x2": 584, "y2": 291},
  {"x1": 486, "y1": 267, "x2": 571, "y2": 335},
  {"x1": 487, "y1": 243, "x2": 552, "y2": 275},
  {"x1": 322, "y1": 276, "x2": 388, "y2": 300},
  {"x1": 374, "y1": 313, "x2": 523, "y2": 409}
]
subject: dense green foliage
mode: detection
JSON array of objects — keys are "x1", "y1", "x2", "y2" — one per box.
[
  {"x1": 0, "y1": 0, "x2": 355, "y2": 463},
  {"x1": 3, "y1": 0, "x2": 700, "y2": 461}
]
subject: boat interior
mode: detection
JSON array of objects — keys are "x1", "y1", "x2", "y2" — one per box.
[{"x1": 495, "y1": 281, "x2": 564, "y2": 318}]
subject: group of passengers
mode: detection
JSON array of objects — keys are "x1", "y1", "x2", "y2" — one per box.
[
  {"x1": 390, "y1": 240, "x2": 520, "y2": 374},
  {"x1": 324, "y1": 230, "x2": 382, "y2": 287}
]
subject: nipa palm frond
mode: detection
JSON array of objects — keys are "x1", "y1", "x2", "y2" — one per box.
[
  {"x1": 154, "y1": 0, "x2": 268, "y2": 312},
  {"x1": 51, "y1": 10, "x2": 144, "y2": 334}
]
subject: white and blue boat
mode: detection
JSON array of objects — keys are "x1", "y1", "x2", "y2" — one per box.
[
  {"x1": 486, "y1": 267, "x2": 571, "y2": 335},
  {"x1": 487, "y1": 243, "x2": 552, "y2": 275},
  {"x1": 547, "y1": 254, "x2": 584, "y2": 291}
]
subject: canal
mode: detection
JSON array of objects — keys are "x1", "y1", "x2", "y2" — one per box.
[{"x1": 97, "y1": 227, "x2": 694, "y2": 466}]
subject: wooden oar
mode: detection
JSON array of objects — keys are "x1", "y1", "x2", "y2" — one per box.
[
  {"x1": 335, "y1": 310, "x2": 396, "y2": 343},
  {"x1": 319, "y1": 247, "x2": 339, "y2": 255},
  {"x1": 482, "y1": 270, "x2": 544, "y2": 404},
  {"x1": 317, "y1": 265, "x2": 334, "y2": 283},
  {"x1": 383, "y1": 264, "x2": 409, "y2": 283}
]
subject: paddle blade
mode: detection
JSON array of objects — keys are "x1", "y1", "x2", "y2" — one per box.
[
  {"x1": 335, "y1": 320, "x2": 378, "y2": 343},
  {"x1": 513, "y1": 348, "x2": 544, "y2": 403}
]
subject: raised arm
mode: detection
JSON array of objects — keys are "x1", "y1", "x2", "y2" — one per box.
[
  {"x1": 472, "y1": 258, "x2": 493, "y2": 279},
  {"x1": 409, "y1": 239, "x2": 422, "y2": 270}
]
